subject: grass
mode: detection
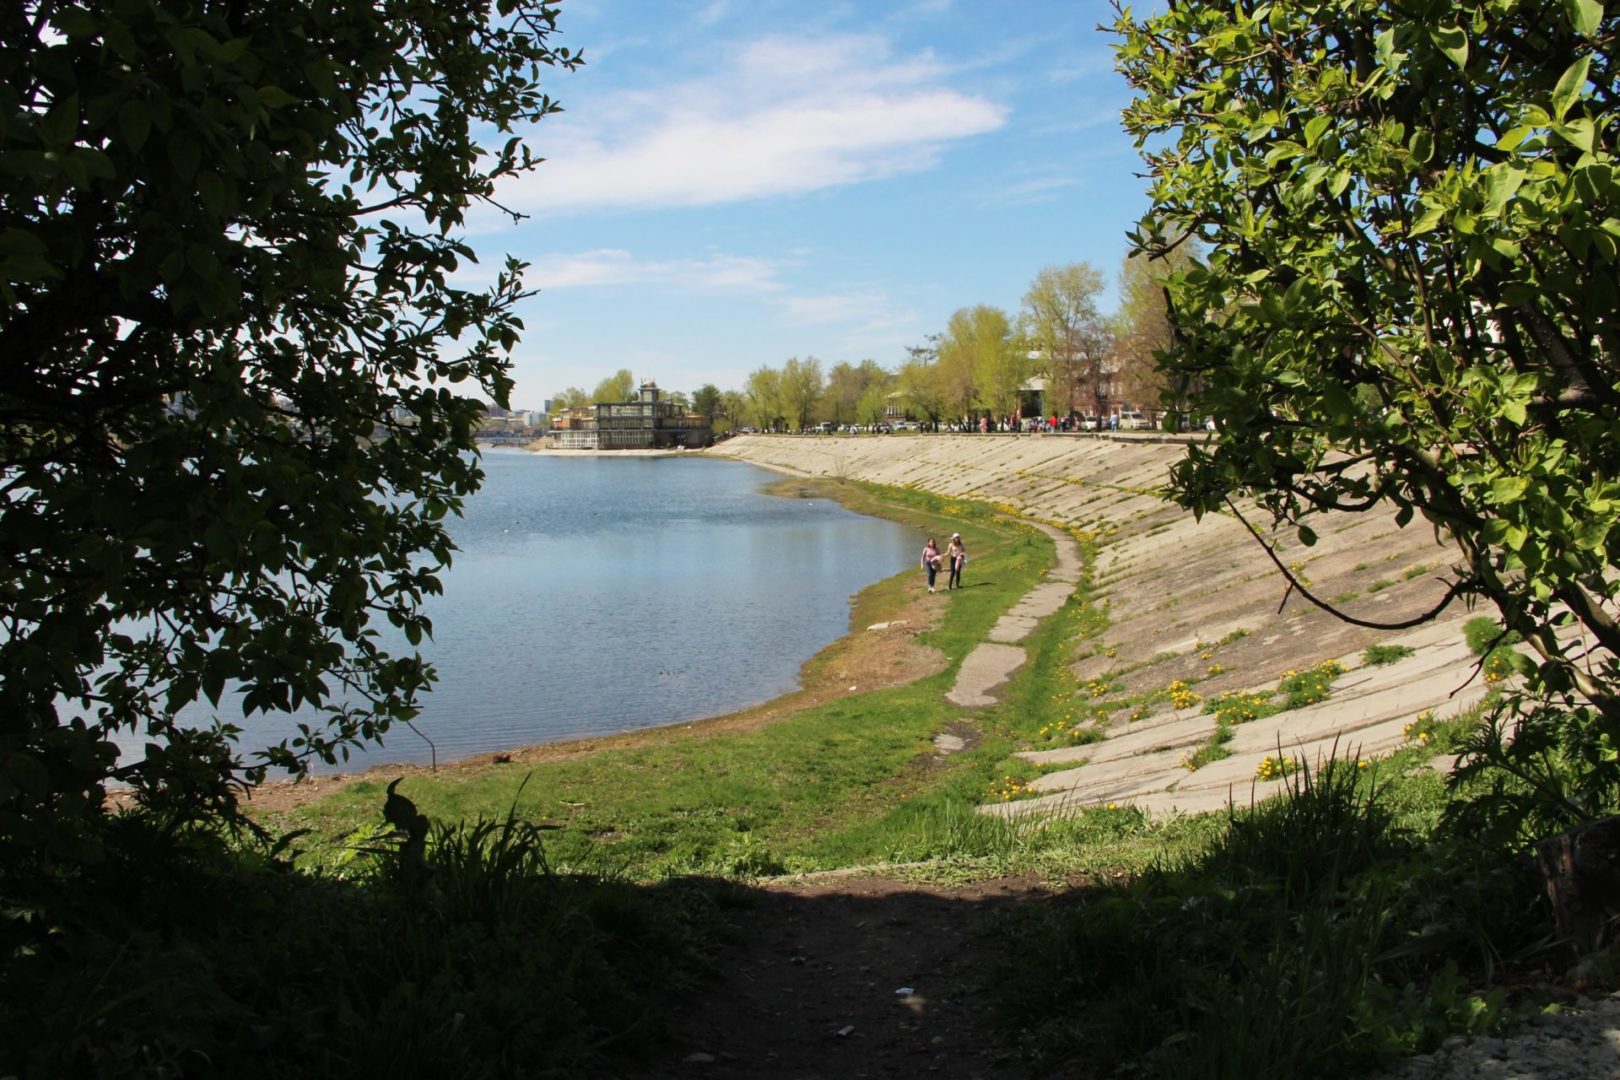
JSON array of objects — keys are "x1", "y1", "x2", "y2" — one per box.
[
  {"x1": 1003, "y1": 744, "x2": 1549, "y2": 1078},
  {"x1": 1364, "y1": 642, "x2": 1417, "y2": 666}
]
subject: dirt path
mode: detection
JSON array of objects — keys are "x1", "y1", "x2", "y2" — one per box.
[{"x1": 643, "y1": 874, "x2": 1084, "y2": 1080}]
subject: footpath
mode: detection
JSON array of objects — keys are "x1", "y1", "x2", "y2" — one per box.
[{"x1": 710, "y1": 432, "x2": 1489, "y2": 820}]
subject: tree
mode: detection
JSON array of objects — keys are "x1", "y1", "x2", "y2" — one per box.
[
  {"x1": 719, "y1": 389, "x2": 749, "y2": 433},
  {"x1": 823, "y1": 359, "x2": 887, "y2": 426},
  {"x1": 744, "y1": 365, "x2": 783, "y2": 430},
  {"x1": 591, "y1": 368, "x2": 635, "y2": 404},
  {"x1": 1116, "y1": 0, "x2": 1620, "y2": 826},
  {"x1": 1113, "y1": 246, "x2": 1196, "y2": 418},
  {"x1": 824, "y1": 361, "x2": 863, "y2": 426},
  {"x1": 1020, "y1": 263, "x2": 1111, "y2": 415},
  {"x1": 897, "y1": 339, "x2": 950, "y2": 426},
  {"x1": 938, "y1": 306, "x2": 1022, "y2": 421},
  {"x1": 0, "y1": 0, "x2": 580, "y2": 878},
  {"x1": 856, "y1": 382, "x2": 893, "y2": 426},
  {"x1": 779, "y1": 356, "x2": 825, "y2": 432},
  {"x1": 691, "y1": 383, "x2": 722, "y2": 423},
  {"x1": 551, "y1": 386, "x2": 591, "y2": 413}
]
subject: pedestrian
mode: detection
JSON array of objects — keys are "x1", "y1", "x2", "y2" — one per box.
[
  {"x1": 921, "y1": 537, "x2": 942, "y2": 593},
  {"x1": 946, "y1": 533, "x2": 967, "y2": 590}
]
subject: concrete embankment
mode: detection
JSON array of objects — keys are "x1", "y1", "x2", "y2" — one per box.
[{"x1": 710, "y1": 432, "x2": 1484, "y2": 817}]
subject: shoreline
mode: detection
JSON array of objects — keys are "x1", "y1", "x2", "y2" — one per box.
[{"x1": 241, "y1": 471, "x2": 940, "y2": 813}]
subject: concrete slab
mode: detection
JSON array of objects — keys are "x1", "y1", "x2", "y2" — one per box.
[
  {"x1": 1020, "y1": 710, "x2": 1216, "y2": 767},
  {"x1": 946, "y1": 643, "x2": 1027, "y2": 707},
  {"x1": 990, "y1": 581, "x2": 1076, "y2": 643}
]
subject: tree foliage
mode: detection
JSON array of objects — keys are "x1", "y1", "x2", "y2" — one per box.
[
  {"x1": 1114, "y1": 245, "x2": 1197, "y2": 415},
  {"x1": 591, "y1": 368, "x2": 636, "y2": 405},
  {"x1": 778, "y1": 356, "x2": 824, "y2": 432},
  {"x1": 691, "y1": 383, "x2": 722, "y2": 422},
  {"x1": 1116, "y1": 0, "x2": 1619, "y2": 821},
  {"x1": 937, "y1": 305, "x2": 1022, "y2": 420},
  {"x1": 0, "y1": 0, "x2": 580, "y2": 880},
  {"x1": 744, "y1": 365, "x2": 783, "y2": 430},
  {"x1": 552, "y1": 386, "x2": 591, "y2": 412},
  {"x1": 1021, "y1": 262, "x2": 1111, "y2": 414}
]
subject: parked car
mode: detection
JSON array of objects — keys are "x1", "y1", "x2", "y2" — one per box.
[
  {"x1": 1079, "y1": 415, "x2": 1100, "y2": 431},
  {"x1": 1118, "y1": 410, "x2": 1150, "y2": 430}
]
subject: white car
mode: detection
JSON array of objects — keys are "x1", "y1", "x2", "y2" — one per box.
[{"x1": 1118, "y1": 411, "x2": 1150, "y2": 430}]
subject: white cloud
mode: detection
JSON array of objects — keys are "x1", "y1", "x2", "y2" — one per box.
[
  {"x1": 528, "y1": 248, "x2": 782, "y2": 292},
  {"x1": 983, "y1": 175, "x2": 1080, "y2": 206},
  {"x1": 778, "y1": 291, "x2": 892, "y2": 327},
  {"x1": 501, "y1": 33, "x2": 1006, "y2": 213}
]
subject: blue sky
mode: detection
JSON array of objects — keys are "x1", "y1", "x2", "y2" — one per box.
[{"x1": 470, "y1": 0, "x2": 1150, "y2": 410}]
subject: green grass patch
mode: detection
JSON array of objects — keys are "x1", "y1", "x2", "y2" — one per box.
[
  {"x1": 1278, "y1": 659, "x2": 1345, "y2": 708},
  {"x1": 1363, "y1": 642, "x2": 1416, "y2": 666},
  {"x1": 1003, "y1": 749, "x2": 1549, "y2": 1078},
  {"x1": 1204, "y1": 689, "x2": 1280, "y2": 726},
  {"x1": 1181, "y1": 721, "x2": 1234, "y2": 770}
]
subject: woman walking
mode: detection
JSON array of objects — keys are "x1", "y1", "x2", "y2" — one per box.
[
  {"x1": 921, "y1": 537, "x2": 942, "y2": 593},
  {"x1": 946, "y1": 533, "x2": 967, "y2": 590}
]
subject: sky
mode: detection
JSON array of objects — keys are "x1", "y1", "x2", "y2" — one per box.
[{"x1": 465, "y1": 0, "x2": 1153, "y2": 411}]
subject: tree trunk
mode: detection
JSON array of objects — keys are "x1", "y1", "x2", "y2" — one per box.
[{"x1": 1537, "y1": 815, "x2": 1620, "y2": 956}]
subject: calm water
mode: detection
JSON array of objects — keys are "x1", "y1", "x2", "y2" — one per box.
[{"x1": 225, "y1": 450, "x2": 914, "y2": 772}]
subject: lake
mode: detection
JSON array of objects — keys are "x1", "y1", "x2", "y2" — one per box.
[{"x1": 226, "y1": 449, "x2": 915, "y2": 773}]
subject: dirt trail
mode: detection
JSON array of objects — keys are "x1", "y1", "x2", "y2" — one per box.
[{"x1": 645, "y1": 875, "x2": 1084, "y2": 1080}]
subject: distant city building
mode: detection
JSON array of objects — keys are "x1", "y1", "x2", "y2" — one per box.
[{"x1": 545, "y1": 379, "x2": 712, "y2": 450}]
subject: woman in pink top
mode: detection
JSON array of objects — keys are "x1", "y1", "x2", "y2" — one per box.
[{"x1": 921, "y1": 538, "x2": 942, "y2": 593}]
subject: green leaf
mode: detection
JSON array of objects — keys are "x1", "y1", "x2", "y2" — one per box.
[
  {"x1": 1496, "y1": 126, "x2": 1535, "y2": 152},
  {"x1": 1408, "y1": 129, "x2": 1433, "y2": 164},
  {"x1": 117, "y1": 100, "x2": 151, "y2": 151},
  {"x1": 1491, "y1": 477, "x2": 1529, "y2": 504},
  {"x1": 257, "y1": 85, "x2": 300, "y2": 109},
  {"x1": 1430, "y1": 25, "x2": 1468, "y2": 69},
  {"x1": 1374, "y1": 25, "x2": 1404, "y2": 68},
  {"x1": 1298, "y1": 524, "x2": 1318, "y2": 547},
  {"x1": 1565, "y1": 0, "x2": 1605, "y2": 37},
  {"x1": 1553, "y1": 118, "x2": 1595, "y2": 152},
  {"x1": 37, "y1": 94, "x2": 80, "y2": 148},
  {"x1": 1552, "y1": 55, "x2": 1591, "y2": 121},
  {"x1": 1409, "y1": 205, "x2": 1445, "y2": 236}
]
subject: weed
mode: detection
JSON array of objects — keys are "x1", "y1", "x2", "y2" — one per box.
[
  {"x1": 1363, "y1": 643, "x2": 1416, "y2": 666},
  {"x1": 1205, "y1": 690, "x2": 1279, "y2": 726},
  {"x1": 1181, "y1": 723, "x2": 1234, "y2": 770},
  {"x1": 1278, "y1": 659, "x2": 1345, "y2": 709},
  {"x1": 1255, "y1": 754, "x2": 1296, "y2": 781}
]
